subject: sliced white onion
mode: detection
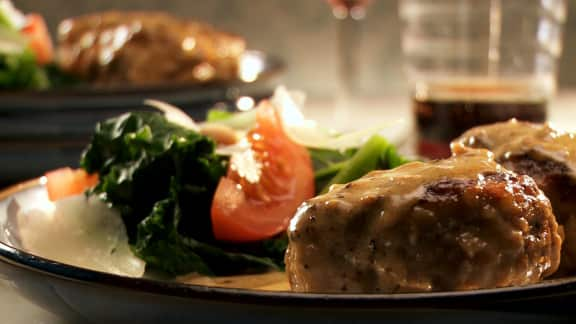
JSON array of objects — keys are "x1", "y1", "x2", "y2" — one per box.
[
  {"x1": 0, "y1": 1, "x2": 26, "y2": 31},
  {"x1": 144, "y1": 99, "x2": 199, "y2": 131},
  {"x1": 215, "y1": 136, "x2": 251, "y2": 156},
  {"x1": 270, "y1": 86, "x2": 405, "y2": 150},
  {"x1": 145, "y1": 86, "x2": 405, "y2": 153}
]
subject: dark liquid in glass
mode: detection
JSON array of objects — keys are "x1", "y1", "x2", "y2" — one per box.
[{"x1": 415, "y1": 90, "x2": 547, "y2": 159}]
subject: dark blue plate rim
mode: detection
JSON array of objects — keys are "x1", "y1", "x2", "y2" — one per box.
[{"x1": 1, "y1": 180, "x2": 576, "y2": 310}]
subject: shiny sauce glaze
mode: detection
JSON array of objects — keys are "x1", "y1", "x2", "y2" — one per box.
[
  {"x1": 285, "y1": 147, "x2": 562, "y2": 293},
  {"x1": 455, "y1": 119, "x2": 576, "y2": 274},
  {"x1": 454, "y1": 119, "x2": 576, "y2": 178}
]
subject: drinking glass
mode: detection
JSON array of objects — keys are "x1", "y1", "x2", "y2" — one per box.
[
  {"x1": 400, "y1": 0, "x2": 567, "y2": 159},
  {"x1": 326, "y1": 0, "x2": 372, "y2": 127}
]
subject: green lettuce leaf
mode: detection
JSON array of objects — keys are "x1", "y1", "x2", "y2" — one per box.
[
  {"x1": 316, "y1": 135, "x2": 411, "y2": 193},
  {"x1": 309, "y1": 147, "x2": 357, "y2": 193}
]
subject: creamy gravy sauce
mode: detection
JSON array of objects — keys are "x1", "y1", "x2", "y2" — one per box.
[
  {"x1": 177, "y1": 271, "x2": 289, "y2": 291},
  {"x1": 455, "y1": 119, "x2": 576, "y2": 178},
  {"x1": 308, "y1": 147, "x2": 503, "y2": 229}
]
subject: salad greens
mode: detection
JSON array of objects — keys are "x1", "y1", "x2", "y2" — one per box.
[
  {"x1": 316, "y1": 134, "x2": 410, "y2": 193},
  {"x1": 206, "y1": 109, "x2": 234, "y2": 122},
  {"x1": 0, "y1": 2, "x2": 50, "y2": 90},
  {"x1": 205, "y1": 108, "x2": 257, "y2": 130},
  {"x1": 79, "y1": 105, "x2": 410, "y2": 277},
  {"x1": 309, "y1": 147, "x2": 357, "y2": 192},
  {"x1": 134, "y1": 198, "x2": 278, "y2": 276},
  {"x1": 0, "y1": 47, "x2": 49, "y2": 89},
  {"x1": 0, "y1": 0, "x2": 25, "y2": 30},
  {"x1": 81, "y1": 112, "x2": 284, "y2": 276},
  {"x1": 0, "y1": 1, "x2": 77, "y2": 90}
]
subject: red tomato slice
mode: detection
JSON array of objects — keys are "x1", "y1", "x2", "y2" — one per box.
[
  {"x1": 21, "y1": 14, "x2": 54, "y2": 65},
  {"x1": 211, "y1": 101, "x2": 315, "y2": 242},
  {"x1": 45, "y1": 167, "x2": 99, "y2": 201}
]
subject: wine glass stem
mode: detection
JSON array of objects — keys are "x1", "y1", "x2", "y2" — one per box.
[{"x1": 334, "y1": 15, "x2": 362, "y2": 128}]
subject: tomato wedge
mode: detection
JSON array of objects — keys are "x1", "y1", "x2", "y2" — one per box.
[
  {"x1": 45, "y1": 167, "x2": 99, "y2": 201},
  {"x1": 20, "y1": 13, "x2": 53, "y2": 65},
  {"x1": 211, "y1": 101, "x2": 315, "y2": 242}
]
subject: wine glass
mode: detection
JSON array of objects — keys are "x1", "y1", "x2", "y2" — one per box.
[{"x1": 326, "y1": 0, "x2": 372, "y2": 128}]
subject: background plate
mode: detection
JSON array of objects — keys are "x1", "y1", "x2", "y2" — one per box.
[
  {"x1": 0, "y1": 51, "x2": 283, "y2": 186},
  {"x1": 0, "y1": 50, "x2": 284, "y2": 112}
]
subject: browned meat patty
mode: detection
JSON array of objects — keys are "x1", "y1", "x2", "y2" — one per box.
[
  {"x1": 454, "y1": 119, "x2": 576, "y2": 274},
  {"x1": 285, "y1": 147, "x2": 561, "y2": 293},
  {"x1": 56, "y1": 11, "x2": 245, "y2": 86}
]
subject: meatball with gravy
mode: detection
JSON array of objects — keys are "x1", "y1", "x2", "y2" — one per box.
[
  {"x1": 455, "y1": 119, "x2": 576, "y2": 274},
  {"x1": 285, "y1": 146, "x2": 562, "y2": 293}
]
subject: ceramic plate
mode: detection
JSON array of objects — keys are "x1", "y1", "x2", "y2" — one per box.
[{"x1": 0, "y1": 181, "x2": 574, "y2": 323}]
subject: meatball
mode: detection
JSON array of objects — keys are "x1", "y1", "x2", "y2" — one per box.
[
  {"x1": 454, "y1": 119, "x2": 576, "y2": 274},
  {"x1": 57, "y1": 11, "x2": 245, "y2": 85},
  {"x1": 285, "y1": 147, "x2": 561, "y2": 293}
]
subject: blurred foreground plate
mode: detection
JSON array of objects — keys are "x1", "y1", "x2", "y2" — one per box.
[{"x1": 0, "y1": 181, "x2": 574, "y2": 323}]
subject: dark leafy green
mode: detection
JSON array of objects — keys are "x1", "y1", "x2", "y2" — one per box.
[
  {"x1": 134, "y1": 196, "x2": 279, "y2": 276},
  {"x1": 0, "y1": 49, "x2": 49, "y2": 90},
  {"x1": 81, "y1": 111, "x2": 281, "y2": 276},
  {"x1": 81, "y1": 111, "x2": 225, "y2": 240}
]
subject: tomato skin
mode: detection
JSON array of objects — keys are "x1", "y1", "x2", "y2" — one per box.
[
  {"x1": 45, "y1": 167, "x2": 98, "y2": 201},
  {"x1": 211, "y1": 102, "x2": 315, "y2": 242},
  {"x1": 21, "y1": 14, "x2": 54, "y2": 65}
]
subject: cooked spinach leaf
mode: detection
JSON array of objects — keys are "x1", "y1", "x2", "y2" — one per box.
[
  {"x1": 134, "y1": 196, "x2": 278, "y2": 276},
  {"x1": 81, "y1": 111, "x2": 225, "y2": 240}
]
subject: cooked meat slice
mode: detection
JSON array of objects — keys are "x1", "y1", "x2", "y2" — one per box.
[
  {"x1": 57, "y1": 11, "x2": 246, "y2": 85},
  {"x1": 285, "y1": 147, "x2": 561, "y2": 293},
  {"x1": 454, "y1": 119, "x2": 576, "y2": 274}
]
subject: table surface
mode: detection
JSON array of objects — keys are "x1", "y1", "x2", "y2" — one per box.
[{"x1": 2, "y1": 91, "x2": 576, "y2": 324}]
